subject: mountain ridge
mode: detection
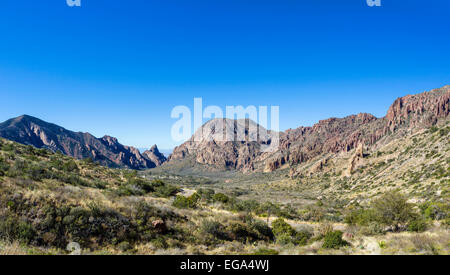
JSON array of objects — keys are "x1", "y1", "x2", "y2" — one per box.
[
  {"x1": 0, "y1": 115, "x2": 166, "y2": 169},
  {"x1": 168, "y1": 86, "x2": 450, "y2": 173},
  {"x1": 1, "y1": 86, "x2": 448, "y2": 172}
]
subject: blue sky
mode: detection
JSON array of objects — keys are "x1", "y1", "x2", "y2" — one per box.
[{"x1": 0, "y1": 0, "x2": 449, "y2": 149}]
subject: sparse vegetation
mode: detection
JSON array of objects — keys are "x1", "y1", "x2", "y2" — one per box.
[{"x1": 0, "y1": 129, "x2": 449, "y2": 255}]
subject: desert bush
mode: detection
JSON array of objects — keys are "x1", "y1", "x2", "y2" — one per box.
[
  {"x1": 420, "y1": 202, "x2": 448, "y2": 221},
  {"x1": 172, "y1": 193, "x2": 200, "y2": 209},
  {"x1": 152, "y1": 180, "x2": 179, "y2": 197},
  {"x1": 322, "y1": 231, "x2": 349, "y2": 249},
  {"x1": 151, "y1": 236, "x2": 168, "y2": 249},
  {"x1": 272, "y1": 218, "x2": 295, "y2": 237},
  {"x1": 228, "y1": 199, "x2": 259, "y2": 213},
  {"x1": 292, "y1": 230, "x2": 312, "y2": 246},
  {"x1": 429, "y1": 126, "x2": 439, "y2": 133},
  {"x1": 344, "y1": 208, "x2": 376, "y2": 226},
  {"x1": 197, "y1": 188, "x2": 215, "y2": 201},
  {"x1": 213, "y1": 193, "x2": 230, "y2": 204},
  {"x1": 371, "y1": 191, "x2": 415, "y2": 231},
  {"x1": 359, "y1": 222, "x2": 384, "y2": 236},
  {"x1": 0, "y1": 216, "x2": 35, "y2": 244},
  {"x1": 200, "y1": 219, "x2": 229, "y2": 241},
  {"x1": 117, "y1": 178, "x2": 178, "y2": 197},
  {"x1": 2, "y1": 143, "x2": 14, "y2": 152},
  {"x1": 305, "y1": 205, "x2": 325, "y2": 222},
  {"x1": 248, "y1": 219, "x2": 273, "y2": 241},
  {"x1": 0, "y1": 157, "x2": 9, "y2": 176},
  {"x1": 407, "y1": 217, "x2": 428, "y2": 233},
  {"x1": 62, "y1": 160, "x2": 79, "y2": 173},
  {"x1": 272, "y1": 218, "x2": 310, "y2": 246},
  {"x1": 118, "y1": 241, "x2": 133, "y2": 252},
  {"x1": 317, "y1": 222, "x2": 334, "y2": 237},
  {"x1": 226, "y1": 222, "x2": 259, "y2": 242}
]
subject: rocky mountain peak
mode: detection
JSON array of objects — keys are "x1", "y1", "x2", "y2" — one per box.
[
  {"x1": 101, "y1": 135, "x2": 119, "y2": 146},
  {"x1": 142, "y1": 144, "x2": 167, "y2": 167}
]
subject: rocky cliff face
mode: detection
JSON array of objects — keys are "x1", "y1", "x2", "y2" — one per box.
[
  {"x1": 142, "y1": 145, "x2": 167, "y2": 166},
  {"x1": 167, "y1": 86, "x2": 450, "y2": 173},
  {"x1": 0, "y1": 115, "x2": 165, "y2": 169},
  {"x1": 168, "y1": 118, "x2": 278, "y2": 172},
  {"x1": 385, "y1": 86, "x2": 450, "y2": 132}
]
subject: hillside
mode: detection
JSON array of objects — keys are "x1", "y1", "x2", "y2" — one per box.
[
  {"x1": 0, "y1": 115, "x2": 166, "y2": 169},
  {"x1": 167, "y1": 86, "x2": 450, "y2": 173},
  {"x1": 0, "y1": 137, "x2": 449, "y2": 255}
]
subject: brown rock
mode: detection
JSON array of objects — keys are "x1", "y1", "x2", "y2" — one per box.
[{"x1": 152, "y1": 219, "x2": 167, "y2": 233}]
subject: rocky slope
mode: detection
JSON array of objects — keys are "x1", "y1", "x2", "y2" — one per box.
[
  {"x1": 142, "y1": 145, "x2": 167, "y2": 166},
  {"x1": 0, "y1": 115, "x2": 166, "y2": 169},
  {"x1": 168, "y1": 118, "x2": 278, "y2": 172},
  {"x1": 168, "y1": 86, "x2": 450, "y2": 173}
]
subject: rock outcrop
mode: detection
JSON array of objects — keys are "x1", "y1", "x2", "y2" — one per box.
[
  {"x1": 346, "y1": 143, "x2": 365, "y2": 176},
  {"x1": 168, "y1": 118, "x2": 277, "y2": 172},
  {"x1": 142, "y1": 145, "x2": 167, "y2": 166}
]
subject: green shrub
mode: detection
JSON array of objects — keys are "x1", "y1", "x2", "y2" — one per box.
[
  {"x1": 197, "y1": 188, "x2": 215, "y2": 201},
  {"x1": 213, "y1": 193, "x2": 230, "y2": 204},
  {"x1": 200, "y1": 219, "x2": 229, "y2": 241},
  {"x1": 322, "y1": 231, "x2": 349, "y2": 249},
  {"x1": 152, "y1": 181, "x2": 179, "y2": 197},
  {"x1": 344, "y1": 208, "x2": 376, "y2": 226},
  {"x1": 16, "y1": 221, "x2": 36, "y2": 244},
  {"x1": 360, "y1": 222, "x2": 384, "y2": 236},
  {"x1": 439, "y1": 127, "x2": 449, "y2": 137},
  {"x1": 172, "y1": 193, "x2": 200, "y2": 209},
  {"x1": 408, "y1": 217, "x2": 428, "y2": 233},
  {"x1": 420, "y1": 202, "x2": 448, "y2": 221},
  {"x1": 292, "y1": 230, "x2": 312, "y2": 246},
  {"x1": 2, "y1": 143, "x2": 14, "y2": 152},
  {"x1": 371, "y1": 191, "x2": 415, "y2": 230},
  {"x1": 276, "y1": 233, "x2": 295, "y2": 245},
  {"x1": 429, "y1": 126, "x2": 439, "y2": 133},
  {"x1": 0, "y1": 217, "x2": 35, "y2": 244},
  {"x1": 62, "y1": 160, "x2": 79, "y2": 173},
  {"x1": 0, "y1": 217, "x2": 16, "y2": 241},
  {"x1": 227, "y1": 222, "x2": 259, "y2": 242},
  {"x1": 118, "y1": 241, "x2": 133, "y2": 252},
  {"x1": 272, "y1": 218, "x2": 310, "y2": 245},
  {"x1": 272, "y1": 218, "x2": 295, "y2": 237},
  {"x1": 151, "y1": 236, "x2": 168, "y2": 249},
  {"x1": 248, "y1": 219, "x2": 273, "y2": 240}
]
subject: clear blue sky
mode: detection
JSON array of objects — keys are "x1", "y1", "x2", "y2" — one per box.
[{"x1": 0, "y1": 0, "x2": 449, "y2": 149}]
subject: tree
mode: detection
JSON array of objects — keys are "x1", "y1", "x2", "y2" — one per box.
[{"x1": 372, "y1": 190, "x2": 415, "y2": 231}]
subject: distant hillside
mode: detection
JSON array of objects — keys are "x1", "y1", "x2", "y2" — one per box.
[
  {"x1": 0, "y1": 115, "x2": 166, "y2": 169},
  {"x1": 168, "y1": 86, "x2": 450, "y2": 173}
]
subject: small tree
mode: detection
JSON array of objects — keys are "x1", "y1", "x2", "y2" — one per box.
[
  {"x1": 322, "y1": 231, "x2": 349, "y2": 249},
  {"x1": 372, "y1": 190, "x2": 415, "y2": 231}
]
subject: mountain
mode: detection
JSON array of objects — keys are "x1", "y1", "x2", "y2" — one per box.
[
  {"x1": 0, "y1": 115, "x2": 166, "y2": 169},
  {"x1": 142, "y1": 145, "x2": 167, "y2": 166},
  {"x1": 168, "y1": 118, "x2": 278, "y2": 172},
  {"x1": 168, "y1": 86, "x2": 450, "y2": 173}
]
